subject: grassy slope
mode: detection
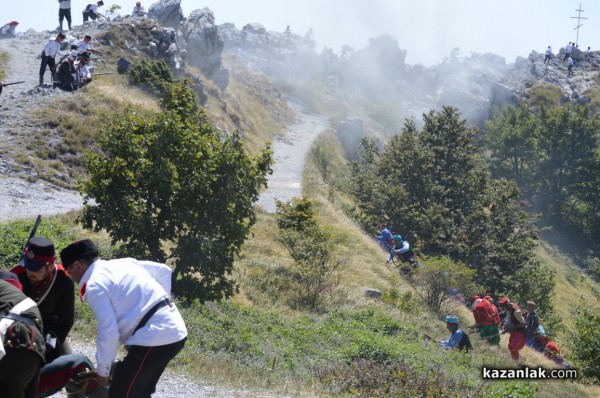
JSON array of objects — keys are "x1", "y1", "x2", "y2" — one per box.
[{"x1": 5, "y1": 46, "x2": 600, "y2": 396}]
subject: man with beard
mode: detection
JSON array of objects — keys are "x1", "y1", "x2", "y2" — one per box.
[{"x1": 11, "y1": 237, "x2": 75, "y2": 363}]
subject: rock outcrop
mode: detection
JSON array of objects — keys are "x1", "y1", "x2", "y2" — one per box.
[
  {"x1": 148, "y1": 0, "x2": 184, "y2": 29},
  {"x1": 182, "y1": 8, "x2": 229, "y2": 91}
]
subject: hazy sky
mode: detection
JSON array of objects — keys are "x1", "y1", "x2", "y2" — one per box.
[{"x1": 7, "y1": 0, "x2": 600, "y2": 65}]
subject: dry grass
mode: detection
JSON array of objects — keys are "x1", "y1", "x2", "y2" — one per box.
[{"x1": 0, "y1": 50, "x2": 7, "y2": 80}]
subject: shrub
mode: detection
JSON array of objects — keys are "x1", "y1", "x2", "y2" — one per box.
[
  {"x1": 569, "y1": 305, "x2": 600, "y2": 383},
  {"x1": 529, "y1": 83, "x2": 563, "y2": 108},
  {"x1": 405, "y1": 256, "x2": 476, "y2": 312},
  {"x1": 128, "y1": 58, "x2": 174, "y2": 97}
]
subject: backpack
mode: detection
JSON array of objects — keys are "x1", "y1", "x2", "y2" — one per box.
[{"x1": 458, "y1": 330, "x2": 472, "y2": 352}]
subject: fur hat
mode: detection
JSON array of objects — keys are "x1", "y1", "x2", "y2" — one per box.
[
  {"x1": 60, "y1": 239, "x2": 99, "y2": 268},
  {"x1": 23, "y1": 237, "x2": 56, "y2": 272}
]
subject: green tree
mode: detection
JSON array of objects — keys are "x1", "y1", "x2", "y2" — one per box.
[
  {"x1": 483, "y1": 105, "x2": 539, "y2": 190},
  {"x1": 569, "y1": 306, "x2": 600, "y2": 383},
  {"x1": 405, "y1": 256, "x2": 476, "y2": 312},
  {"x1": 348, "y1": 107, "x2": 538, "y2": 295},
  {"x1": 276, "y1": 197, "x2": 344, "y2": 310},
  {"x1": 80, "y1": 81, "x2": 272, "y2": 301}
]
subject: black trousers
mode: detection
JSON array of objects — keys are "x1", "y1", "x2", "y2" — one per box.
[
  {"x1": 82, "y1": 10, "x2": 98, "y2": 22},
  {"x1": 109, "y1": 338, "x2": 186, "y2": 398},
  {"x1": 59, "y1": 8, "x2": 72, "y2": 30},
  {"x1": 0, "y1": 349, "x2": 42, "y2": 398},
  {"x1": 39, "y1": 54, "x2": 57, "y2": 84}
]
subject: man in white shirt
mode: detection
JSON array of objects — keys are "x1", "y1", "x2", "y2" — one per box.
[
  {"x1": 83, "y1": 1, "x2": 104, "y2": 22},
  {"x1": 60, "y1": 239, "x2": 188, "y2": 398},
  {"x1": 39, "y1": 32, "x2": 66, "y2": 86},
  {"x1": 567, "y1": 56, "x2": 574, "y2": 76},
  {"x1": 58, "y1": 0, "x2": 72, "y2": 31},
  {"x1": 75, "y1": 56, "x2": 92, "y2": 86},
  {"x1": 132, "y1": 2, "x2": 146, "y2": 17},
  {"x1": 544, "y1": 46, "x2": 552, "y2": 64}
]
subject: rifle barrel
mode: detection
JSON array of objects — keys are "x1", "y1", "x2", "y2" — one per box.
[{"x1": 2, "y1": 81, "x2": 25, "y2": 86}]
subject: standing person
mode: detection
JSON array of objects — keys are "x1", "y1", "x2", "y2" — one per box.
[
  {"x1": 39, "y1": 32, "x2": 66, "y2": 86},
  {"x1": 10, "y1": 237, "x2": 75, "y2": 363},
  {"x1": 58, "y1": 0, "x2": 72, "y2": 31},
  {"x1": 0, "y1": 21, "x2": 19, "y2": 38},
  {"x1": 0, "y1": 273, "x2": 46, "y2": 398},
  {"x1": 438, "y1": 315, "x2": 472, "y2": 351},
  {"x1": 563, "y1": 42, "x2": 573, "y2": 61},
  {"x1": 498, "y1": 297, "x2": 527, "y2": 360},
  {"x1": 472, "y1": 295, "x2": 501, "y2": 345},
  {"x1": 567, "y1": 56, "x2": 574, "y2": 76},
  {"x1": 524, "y1": 300, "x2": 539, "y2": 347},
  {"x1": 60, "y1": 239, "x2": 188, "y2": 397},
  {"x1": 544, "y1": 46, "x2": 552, "y2": 64},
  {"x1": 83, "y1": 1, "x2": 104, "y2": 22},
  {"x1": 132, "y1": 2, "x2": 146, "y2": 17}
]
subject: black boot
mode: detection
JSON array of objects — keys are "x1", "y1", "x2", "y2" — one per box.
[{"x1": 39, "y1": 75, "x2": 44, "y2": 87}]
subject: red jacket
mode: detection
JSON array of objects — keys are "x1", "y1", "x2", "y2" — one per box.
[{"x1": 473, "y1": 299, "x2": 501, "y2": 326}]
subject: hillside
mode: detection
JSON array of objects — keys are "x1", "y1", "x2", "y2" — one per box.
[{"x1": 1, "y1": 4, "x2": 600, "y2": 398}]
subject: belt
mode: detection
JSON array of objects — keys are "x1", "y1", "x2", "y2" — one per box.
[
  {"x1": 132, "y1": 298, "x2": 171, "y2": 335},
  {"x1": 0, "y1": 311, "x2": 39, "y2": 327}
]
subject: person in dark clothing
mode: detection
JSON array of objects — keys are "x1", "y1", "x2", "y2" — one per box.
[
  {"x1": 0, "y1": 276, "x2": 46, "y2": 398},
  {"x1": 58, "y1": 0, "x2": 72, "y2": 31},
  {"x1": 82, "y1": 1, "x2": 104, "y2": 22},
  {"x1": 524, "y1": 300, "x2": 539, "y2": 347},
  {"x1": 11, "y1": 237, "x2": 74, "y2": 363},
  {"x1": 54, "y1": 51, "x2": 78, "y2": 92}
]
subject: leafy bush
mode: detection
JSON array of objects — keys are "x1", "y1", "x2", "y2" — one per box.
[
  {"x1": 128, "y1": 58, "x2": 174, "y2": 97},
  {"x1": 529, "y1": 83, "x2": 563, "y2": 108},
  {"x1": 569, "y1": 305, "x2": 600, "y2": 383},
  {"x1": 276, "y1": 197, "x2": 344, "y2": 310},
  {"x1": 405, "y1": 256, "x2": 476, "y2": 312}
]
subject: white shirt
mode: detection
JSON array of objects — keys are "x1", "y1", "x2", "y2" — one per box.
[
  {"x1": 567, "y1": 57, "x2": 574, "y2": 66},
  {"x1": 43, "y1": 39, "x2": 65, "y2": 57},
  {"x1": 544, "y1": 48, "x2": 552, "y2": 56},
  {"x1": 75, "y1": 61, "x2": 91, "y2": 79},
  {"x1": 132, "y1": 6, "x2": 146, "y2": 16},
  {"x1": 79, "y1": 258, "x2": 187, "y2": 377},
  {"x1": 84, "y1": 4, "x2": 99, "y2": 13},
  {"x1": 75, "y1": 39, "x2": 91, "y2": 54},
  {"x1": 59, "y1": 0, "x2": 71, "y2": 9}
]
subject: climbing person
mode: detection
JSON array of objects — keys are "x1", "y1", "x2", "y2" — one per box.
[
  {"x1": 0, "y1": 21, "x2": 19, "y2": 38},
  {"x1": 524, "y1": 300, "x2": 539, "y2": 347},
  {"x1": 564, "y1": 42, "x2": 573, "y2": 61},
  {"x1": 472, "y1": 295, "x2": 501, "y2": 345},
  {"x1": 54, "y1": 50, "x2": 78, "y2": 91},
  {"x1": 438, "y1": 315, "x2": 472, "y2": 351},
  {"x1": 567, "y1": 56, "x2": 574, "y2": 76},
  {"x1": 375, "y1": 224, "x2": 395, "y2": 262},
  {"x1": 82, "y1": 1, "x2": 104, "y2": 22},
  {"x1": 544, "y1": 46, "x2": 552, "y2": 64},
  {"x1": 498, "y1": 297, "x2": 527, "y2": 360}
]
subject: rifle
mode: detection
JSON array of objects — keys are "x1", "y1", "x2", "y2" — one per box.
[
  {"x1": 93, "y1": 72, "x2": 114, "y2": 76},
  {"x1": 1, "y1": 81, "x2": 25, "y2": 87},
  {"x1": 17, "y1": 215, "x2": 42, "y2": 266}
]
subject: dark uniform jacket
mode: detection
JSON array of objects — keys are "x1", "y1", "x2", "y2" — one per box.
[
  {"x1": 0, "y1": 280, "x2": 45, "y2": 360},
  {"x1": 12, "y1": 265, "x2": 75, "y2": 346}
]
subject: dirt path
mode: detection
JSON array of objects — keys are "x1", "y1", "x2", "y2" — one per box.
[{"x1": 256, "y1": 99, "x2": 331, "y2": 212}]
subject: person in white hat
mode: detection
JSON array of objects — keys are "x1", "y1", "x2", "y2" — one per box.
[{"x1": 439, "y1": 315, "x2": 471, "y2": 350}]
